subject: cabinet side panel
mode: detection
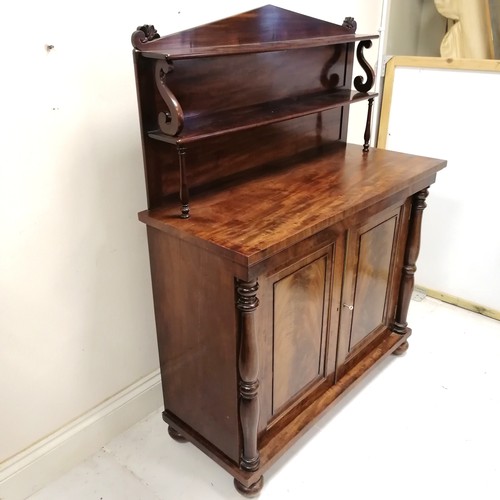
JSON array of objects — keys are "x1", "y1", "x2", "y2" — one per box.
[
  {"x1": 349, "y1": 216, "x2": 397, "y2": 349},
  {"x1": 146, "y1": 227, "x2": 239, "y2": 462},
  {"x1": 134, "y1": 52, "x2": 176, "y2": 209},
  {"x1": 272, "y1": 256, "x2": 327, "y2": 413}
]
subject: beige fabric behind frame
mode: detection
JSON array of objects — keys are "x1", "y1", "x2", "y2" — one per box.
[{"x1": 435, "y1": 0, "x2": 491, "y2": 58}]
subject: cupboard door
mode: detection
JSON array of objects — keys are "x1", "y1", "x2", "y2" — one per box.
[
  {"x1": 256, "y1": 239, "x2": 343, "y2": 431},
  {"x1": 272, "y1": 254, "x2": 328, "y2": 413},
  {"x1": 336, "y1": 202, "x2": 409, "y2": 376}
]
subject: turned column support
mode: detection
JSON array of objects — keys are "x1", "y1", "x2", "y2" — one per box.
[
  {"x1": 177, "y1": 146, "x2": 190, "y2": 219},
  {"x1": 392, "y1": 188, "x2": 430, "y2": 335},
  {"x1": 363, "y1": 98, "x2": 374, "y2": 153},
  {"x1": 235, "y1": 279, "x2": 261, "y2": 474}
]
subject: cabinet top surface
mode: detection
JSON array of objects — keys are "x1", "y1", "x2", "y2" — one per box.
[
  {"x1": 139, "y1": 144, "x2": 446, "y2": 266},
  {"x1": 132, "y1": 5, "x2": 377, "y2": 59}
]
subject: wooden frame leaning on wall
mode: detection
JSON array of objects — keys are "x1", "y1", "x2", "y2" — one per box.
[{"x1": 377, "y1": 55, "x2": 500, "y2": 322}]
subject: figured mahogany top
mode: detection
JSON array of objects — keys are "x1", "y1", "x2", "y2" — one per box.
[
  {"x1": 139, "y1": 144, "x2": 446, "y2": 266},
  {"x1": 135, "y1": 5, "x2": 377, "y2": 59}
]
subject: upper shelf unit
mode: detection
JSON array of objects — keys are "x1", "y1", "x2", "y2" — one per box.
[
  {"x1": 132, "y1": 5, "x2": 378, "y2": 146},
  {"x1": 132, "y1": 5, "x2": 378, "y2": 60},
  {"x1": 132, "y1": 5, "x2": 379, "y2": 215}
]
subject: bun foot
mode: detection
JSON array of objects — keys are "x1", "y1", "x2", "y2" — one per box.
[
  {"x1": 168, "y1": 425, "x2": 187, "y2": 443},
  {"x1": 393, "y1": 340, "x2": 409, "y2": 356},
  {"x1": 234, "y1": 476, "x2": 264, "y2": 497}
]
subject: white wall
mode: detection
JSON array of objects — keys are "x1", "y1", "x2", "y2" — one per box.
[
  {"x1": 385, "y1": 0, "x2": 445, "y2": 56},
  {"x1": 0, "y1": 0, "x2": 384, "y2": 490},
  {"x1": 386, "y1": 0, "x2": 423, "y2": 55}
]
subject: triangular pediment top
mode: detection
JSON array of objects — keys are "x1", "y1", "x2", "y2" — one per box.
[{"x1": 134, "y1": 5, "x2": 376, "y2": 59}]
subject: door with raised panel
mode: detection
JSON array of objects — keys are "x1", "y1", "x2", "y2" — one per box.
[
  {"x1": 255, "y1": 237, "x2": 344, "y2": 433},
  {"x1": 272, "y1": 252, "x2": 329, "y2": 414},
  {"x1": 336, "y1": 201, "x2": 410, "y2": 378}
]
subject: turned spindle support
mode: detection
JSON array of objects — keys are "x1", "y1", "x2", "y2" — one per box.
[
  {"x1": 177, "y1": 146, "x2": 190, "y2": 219},
  {"x1": 235, "y1": 278, "x2": 261, "y2": 488},
  {"x1": 363, "y1": 98, "x2": 374, "y2": 153},
  {"x1": 392, "y1": 188, "x2": 430, "y2": 338},
  {"x1": 352, "y1": 39, "x2": 376, "y2": 153}
]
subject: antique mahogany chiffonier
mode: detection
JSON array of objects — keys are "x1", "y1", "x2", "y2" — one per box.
[{"x1": 131, "y1": 5, "x2": 446, "y2": 496}]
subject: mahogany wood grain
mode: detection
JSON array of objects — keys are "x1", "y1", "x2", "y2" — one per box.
[
  {"x1": 134, "y1": 40, "x2": 357, "y2": 209},
  {"x1": 393, "y1": 188, "x2": 430, "y2": 335},
  {"x1": 272, "y1": 255, "x2": 328, "y2": 415},
  {"x1": 146, "y1": 227, "x2": 240, "y2": 462},
  {"x1": 152, "y1": 46, "x2": 350, "y2": 124},
  {"x1": 148, "y1": 91, "x2": 375, "y2": 145},
  {"x1": 253, "y1": 241, "x2": 337, "y2": 435},
  {"x1": 363, "y1": 97, "x2": 374, "y2": 152},
  {"x1": 137, "y1": 5, "x2": 377, "y2": 59},
  {"x1": 132, "y1": 6, "x2": 446, "y2": 496},
  {"x1": 139, "y1": 144, "x2": 446, "y2": 266},
  {"x1": 154, "y1": 111, "x2": 343, "y2": 204},
  {"x1": 350, "y1": 215, "x2": 397, "y2": 347},
  {"x1": 154, "y1": 59, "x2": 184, "y2": 136},
  {"x1": 354, "y1": 41, "x2": 376, "y2": 93},
  {"x1": 255, "y1": 331, "x2": 410, "y2": 481},
  {"x1": 392, "y1": 340, "x2": 410, "y2": 355},
  {"x1": 132, "y1": 15, "x2": 374, "y2": 213},
  {"x1": 162, "y1": 331, "x2": 410, "y2": 489},
  {"x1": 236, "y1": 279, "x2": 261, "y2": 472},
  {"x1": 336, "y1": 202, "x2": 411, "y2": 378}
]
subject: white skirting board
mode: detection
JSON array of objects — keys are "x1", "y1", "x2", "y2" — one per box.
[{"x1": 0, "y1": 370, "x2": 162, "y2": 500}]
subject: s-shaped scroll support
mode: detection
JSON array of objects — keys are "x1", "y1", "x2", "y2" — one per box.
[
  {"x1": 155, "y1": 59, "x2": 184, "y2": 136},
  {"x1": 354, "y1": 40, "x2": 376, "y2": 152}
]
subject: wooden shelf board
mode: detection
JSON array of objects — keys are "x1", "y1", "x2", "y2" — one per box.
[
  {"x1": 148, "y1": 90, "x2": 377, "y2": 145},
  {"x1": 137, "y1": 5, "x2": 378, "y2": 60}
]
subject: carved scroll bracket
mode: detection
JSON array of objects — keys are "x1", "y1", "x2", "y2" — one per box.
[
  {"x1": 131, "y1": 24, "x2": 160, "y2": 49},
  {"x1": 155, "y1": 59, "x2": 185, "y2": 136},
  {"x1": 354, "y1": 40, "x2": 375, "y2": 93},
  {"x1": 320, "y1": 45, "x2": 343, "y2": 89},
  {"x1": 342, "y1": 17, "x2": 357, "y2": 33},
  {"x1": 235, "y1": 279, "x2": 260, "y2": 473}
]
